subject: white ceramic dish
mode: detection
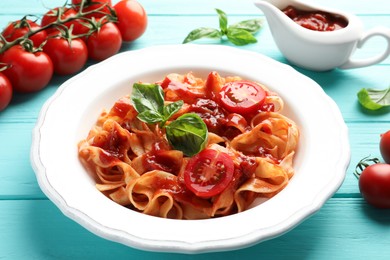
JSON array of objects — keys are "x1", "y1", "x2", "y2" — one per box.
[
  {"x1": 255, "y1": 0, "x2": 390, "y2": 71},
  {"x1": 31, "y1": 44, "x2": 350, "y2": 253}
]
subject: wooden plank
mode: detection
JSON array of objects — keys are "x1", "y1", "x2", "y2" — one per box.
[{"x1": 0, "y1": 198, "x2": 389, "y2": 259}]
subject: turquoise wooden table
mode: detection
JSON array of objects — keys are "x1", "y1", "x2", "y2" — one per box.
[{"x1": 1, "y1": 0, "x2": 390, "y2": 259}]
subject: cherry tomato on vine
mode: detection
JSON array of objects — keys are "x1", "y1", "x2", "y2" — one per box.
[
  {"x1": 184, "y1": 148, "x2": 234, "y2": 198},
  {"x1": 43, "y1": 35, "x2": 88, "y2": 75},
  {"x1": 2, "y1": 19, "x2": 47, "y2": 48},
  {"x1": 41, "y1": 7, "x2": 78, "y2": 33},
  {"x1": 113, "y1": 0, "x2": 148, "y2": 42},
  {"x1": 1, "y1": 45, "x2": 53, "y2": 93},
  {"x1": 380, "y1": 130, "x2": 390, "y2": 164},
  {"x1": 86, "y1": 20, "x2": 122, "y2": 61},
  {"x1": 358, "y1": 163, "x2": 390, "y2": 208},
  {"x1": 218, "y1": 80, "x2": 266, "y2": 114},
  {"x1": 72, "y1": 0, "x2": 112, "y2": 18},
  {"x1": 0, "y1": 73, "x2": 12, "y2": 111}
]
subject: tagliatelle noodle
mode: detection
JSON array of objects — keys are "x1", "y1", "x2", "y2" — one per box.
[{"x1": 78, "y1": 71, "x2": 299, "y2": 219}]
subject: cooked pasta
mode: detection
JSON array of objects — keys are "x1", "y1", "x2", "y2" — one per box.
[{"x1": 78, "y1": 71, "x2": 299, "y2": 219}]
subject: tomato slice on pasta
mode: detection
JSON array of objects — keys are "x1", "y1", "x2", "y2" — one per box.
[
  {"x1": 218, "y1": 80, "x2": 266, "y2": 114},
  {"x1": 184, "y1": 149, "x2": 234, "y2": 198}
]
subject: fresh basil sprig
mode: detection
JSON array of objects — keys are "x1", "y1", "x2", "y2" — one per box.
[
  {"x1": 131, "y1": 83, "x2": 208, "y2": 156},
  {"x1": 183, "y1": 8, "x2": 262, "y2": 46},
  {"x1": 357, "y1": 86, "x2": 390, "y2": 111},
  {"x1": 131, "y1": 83, "x2": 183, "y2": 126},
  {"x1": 165, "y1": 113, "x2": 208, "y2": 157}
]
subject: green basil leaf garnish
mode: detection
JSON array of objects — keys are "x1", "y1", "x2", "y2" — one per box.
[
  {"x1": 216, "y1": 9, "x2": 228, "y2": 34},
  {"x1": 131, "y1": 83, "x2": 165, "y2": 114},
  {"x1": 182, "y1": 27, "x2": 222, "y2": 44},
  {"x1": 165, "y1": 113, "x2": 208, "y2": 157},
  {"x1": 226, "y1": 28, "x2": 258, "y2": 46},
  {"x1": 183, "y1": 9, "x2": 262, "y2": 46},
  {"x1": 357, "y1": 86, "x2": 390, "y2": 110},
  {"x1": 229, "y1": 19, "x2": 263, "y2": 34}
]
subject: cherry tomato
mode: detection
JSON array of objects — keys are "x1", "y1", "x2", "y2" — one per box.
[
  {"x1": 43, "y1": 35, "x2": 88, "y2": 75},
  {"x1": 0, "y1": 72, "x2": 12, "y2": 111},
  {"x1": 41, "y1": 7, "x2": 78, "y2": 33},
  {"x1": 1, "y1": 45, "x2": 53, "y2": 93},
  {"x1": 2, "y1": 19, "x2": 47, "y2": 48},
  {"x1": 380, "y1": 130, "x2": 390, "y2": 164},
  {"x1": 359, "y1": 163, "x2": 390, "y2": 208},
  {"x1": 184, "y1": 148, "x2": 234, "y2": 198},
  {"x1": 86, "y1": 20, "x2": 122, "y2": 61},
  {"x1": 218, "y1": 80, "x2": 266, "y2": 114},
  {"x1": 72, "y1": 0, "x2": 112, "y2": 18},
  {"x1": 113, "y1": 0, "x2": 147, "y2": 42}
]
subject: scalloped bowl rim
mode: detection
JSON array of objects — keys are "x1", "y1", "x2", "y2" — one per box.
[{"x1": 31, "y1": 44, "x2": 350, "y2": 254}]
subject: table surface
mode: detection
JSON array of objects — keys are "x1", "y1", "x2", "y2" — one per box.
[{"x1": 1, "y1": 0, "x2": 390, "y2": 259}]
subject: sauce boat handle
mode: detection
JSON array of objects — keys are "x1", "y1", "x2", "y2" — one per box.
[{"x1": 340, "y1": 26, "x2": 390, "y2": 69}]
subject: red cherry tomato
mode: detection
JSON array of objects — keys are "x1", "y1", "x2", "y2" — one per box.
[
  {"x1": 0, "y1": 72, "x2": 13, "y2": 111},
  {"x1": 41, "y1": 7, "x2": 78, "y2": 33},
  {"x1": 72, "y1": 0, "x2": 112, "y2": 18},
  {"x1": 86, "y1": 20, "x2": 122, "y2": 61},
  {"x1": 2, "y1": 19, "x2": 47, "y2": 48},
  {"x1": 43, "y1": 35, "x2": 88, "y2": 75},
  {"x1": 218, "y1": 80, "x2": 266, "y2": 114},
  {"x1": 359, "y1": 163, "x2": 390, "y2": 208},
  {"x1": 184, "y1": 148, "x2": 234, "y2": 198},
  {"x1": 113, "y1": 0, "x2": 147, "y2": 42},
  {"x1": 1, "y1": 45, "x2": 53, "y2": 93},
  {"x1": 380, "y1": 130, "x2": 390, "y2": 164}
]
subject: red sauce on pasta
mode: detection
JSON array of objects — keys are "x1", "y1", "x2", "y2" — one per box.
[
  {"x1": 78, "y1": 71, "x2": 299, "y2": 219},
  {"x1": 283, "y1": 5, "x2": 348, "y2": 31}
]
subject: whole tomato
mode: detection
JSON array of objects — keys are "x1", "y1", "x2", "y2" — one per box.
[
  {"x1": 86, "y1": 19, "x2": 122, "y2": 61},
  {"x1": 72, "y1": 0, "x2": 112, "y2": 18},
  {"x1": 1, "y1": 45, "x2": 53, "y2": 93},
  {"x1": 2, "y1": 19, "x2": 47, "y2": 48},
  {"x1": 113, "y1": 0, "x2": 147, "y2": 42},
  {"x1": 0, "y1": 72, "x2": 12, "y2": 111},
  {"x1": 43, "y1": 35, "x2": 88, "y2": 75},
  {"x1": 380, "y1": 130, "x2": 390, "y2": 164},
  {"x1": 358, "y1": 163, "x2": 390, "y2": 208},
  {"x1": 41, "y1": 7, "x2": 78, "y2": 33}
]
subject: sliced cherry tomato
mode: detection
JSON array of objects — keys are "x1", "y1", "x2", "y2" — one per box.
[
  {"x1": 184, "y1": 148, "x2": 234, "y2": 198},
  {"x1": 380, "y1": 130, "x2": 390, "y2": 164},
  {"x1": 113, "y1": 0, "x2": 147, "y2": 42},
  {"x1": 218, "y1": 80, "x2": 266, "y2": 114},
  {"x1": 0, "y1": 72, "x2": 12, "y2": 111},
  {"x1": 43, "y1": 35, "x2": 88, "y2": 75},
  {"x1": 1, "y1": 45, "x2": 53, "y2": 93},
  {"x1": 358, "y1": 163, "x2": 390, "y2": 208},
  {"x1": 2, "y1": 19, "x2": 47, "y2": 48},
  {"x1": 72, "y1": 0, "x2": 112, "y2": 18},
  {"x1": 86, "y1": 20, "x2": 122, "y2": 60}
]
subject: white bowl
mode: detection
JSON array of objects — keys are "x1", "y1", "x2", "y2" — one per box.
[{"x1": 31, "y1": 44, "x2": 350, "y2": 253}]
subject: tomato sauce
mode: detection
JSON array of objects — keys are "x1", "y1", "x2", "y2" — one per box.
[{"x1": 283, "y1": 5, "x2": 348, "y2": 31}]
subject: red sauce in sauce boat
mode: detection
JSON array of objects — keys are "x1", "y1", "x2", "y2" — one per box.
[{"x1": 255, "y1": 0, "x2": 390, "y2": 71}]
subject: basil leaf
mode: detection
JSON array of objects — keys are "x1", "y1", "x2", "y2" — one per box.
[
  {"x1": 229, "y1": 19, "x2": 263, "y2": 34},
  {"x1": 357, "y1": 87, "x2": 390, "y2": 110},
  {"x1": 216, "y1": 8, "x2": 228, "y2": 34},
  {"x1": 226, "y1": 28, "x2": 258, "y2": 46},
  {"x1": 164, "y1": 100, "x2": 184, "y2": 119},
  {"x1": 131, "y1": 83, "x2": 165, "y2": 114},
  {"x1": 137, "y1": 110, "x2": 164, "y2": 124},
  {"x1": 182, "y1": 27, "x2": 222, "y2": 43},
  {"x1": 165, "y1": 113, "x2": 208, "y2": 156}
]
